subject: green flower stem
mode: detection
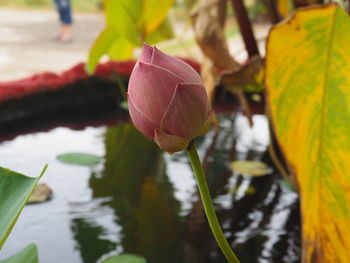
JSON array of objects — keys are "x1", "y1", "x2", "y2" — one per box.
[{"x1": 186, "y1": 141, "x2": 240, "y2": 263}]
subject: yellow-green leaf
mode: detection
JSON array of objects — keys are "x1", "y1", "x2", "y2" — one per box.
[
  {"x1": 141, "y1": 0, "x2": 175, "y2": 34},
  {"x1": 108, "y1": 37, "x2": 135, "y2": 61},
  {"x1": 87, "y1": 0, "x2": 174, "y2": 73},
  {"x1": 145, "y1": 17, "x2": 174, "y2": 45},
  {"x1": 277, "y1": 0, "x2": 290, "y2": 18},
  {"x1": 265, "y1": 4, "x2": 350, "y2": 262},
  {"x1": 104, "y1": 0, "x2": 142, "y2": 46},
  {"x1": 86, "y1": 26, "x2": 119, "y2": 74}
]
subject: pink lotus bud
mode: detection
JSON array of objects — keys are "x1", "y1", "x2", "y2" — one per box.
[{"x1": 127, "y1": 44, "x2": 211, "y2": 153}]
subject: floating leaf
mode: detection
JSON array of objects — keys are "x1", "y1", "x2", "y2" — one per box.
[
  {"x1": 266, "y1": 4, "x2": 350, "y2": 262},
  {"x1": 0, "y1": 244, "x2": 38, "y2": 263},
  {"x1": 0, "y1": 166, "x2": 47, "y2": 248},
  {"x1": 230, "y1": 160, "x2": 270, "y2": 176},
  {"x1": 57, "y1": 153, "x2": 101, "y2": 166},
  {"x1": 101, "y1": 254, "x2": 146, "y2": 263}
]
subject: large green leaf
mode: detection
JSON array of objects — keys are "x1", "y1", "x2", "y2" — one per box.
[
  {"x1": 265, "y1": 4, "x2": 350, "y2": 262},
  {"x1": 0, "y1": 166, "x2": 47, "y2": 248},
  {"x1": 0, "y1": 244, "x2": 38, "y2": 263},
  {"x1": 101, "y1": 254, "x2": 146, "y2": 263}
]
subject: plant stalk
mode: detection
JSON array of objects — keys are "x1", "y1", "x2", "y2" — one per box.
[
  {"x1": 186, "y1": 141, "x2": 240, "y2": 263},
  {"x1": 230, "y1": 0, "x2": 259, "y2": 58}
]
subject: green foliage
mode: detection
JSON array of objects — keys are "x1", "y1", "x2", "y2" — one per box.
[
  {"x1": 101, "y1": 254, "x2": 146, "y2": 263},
  {"x1": 107, "y1": 37, "x2": 135, "y2": 62},
  {"x1": 87, "y1": 0, "x2": 175, "y2": 74},
  {"x1": 0, "y1": 244, "x2": 38, "y2": 263},
  {"x1": 145, "y1": 17, "x2": 174, "y2": 45},
  {"x1": 57, "y1": 153, "x2": 101, "y2": 166},
  {"x1": 86, "y1": 26, "x2": 119, "y2": 74},
  {"x1": 0, "y1": 166, "x2": 47, "y2": 248}
]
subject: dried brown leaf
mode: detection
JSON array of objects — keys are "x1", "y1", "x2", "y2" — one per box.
[
  {"x1": 221, "y1": 55, "x2": 264, "y2": 90},
  {"x1": 192, "y1": 0, "x2": 241, "y2": 104},
  {"x1": 200, "y1": 56, "x2": 219, "y2": 103},
  {"x1": 192, "y1": 0, "x2": 239, "y2": 71},
  {"x1": 220, "y1": 56, "x2": 264, "y2": 127}
]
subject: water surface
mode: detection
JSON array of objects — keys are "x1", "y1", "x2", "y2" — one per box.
[{"x1": 0, "y1": 113, "x2": 300, "y2": 263}]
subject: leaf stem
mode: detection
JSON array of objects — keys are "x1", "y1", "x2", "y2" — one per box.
[{"x1": 186, "y1": 141, "x2": 240, "y2": 263}]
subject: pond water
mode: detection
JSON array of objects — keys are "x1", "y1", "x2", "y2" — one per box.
[{"x1": 0, "y1": 112, "x2": 300, "y2": 263}]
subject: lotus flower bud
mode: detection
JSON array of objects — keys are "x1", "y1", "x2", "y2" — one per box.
[{"x1": 127, "y1": 44, "x2": 211, "y2": 153}]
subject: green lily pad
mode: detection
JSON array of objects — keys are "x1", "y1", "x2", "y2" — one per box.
[
  {"x1": 101, "y1": 254, "x2": 146, "y2": 263},
  {"x1": 0, "y1": 166, "x2": 47, "y2": 248},
  {"x1": 57, "y1": 153, "x2": 101, "y2": 166},
  {"x1": 0, "y1": 243, "x2": 38, "y2": 263}
]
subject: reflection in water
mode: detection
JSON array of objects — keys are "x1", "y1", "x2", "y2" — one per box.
[
  {"x1": 89, "y1": 123, "x2": 183, "y2": 263},
  {"x1": 69, "y1": 113, "x2": 300, "y2": 263},
  {"x1": 71, "y1": 217, "x2": 116, "y2": 263},
  {"x1": 235, "y1": 113, "x2": 270, "y2": 161},
  {"x1": 186, "y1": 113, "x2": 300, "y2": 263}
]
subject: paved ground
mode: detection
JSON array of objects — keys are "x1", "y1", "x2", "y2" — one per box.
[
  {"x1": 0, "y1": 8, "x2": 270, "y2": 82},
  {"x1": 0, "y1": 8, "x2": 104, "y2": 81}
]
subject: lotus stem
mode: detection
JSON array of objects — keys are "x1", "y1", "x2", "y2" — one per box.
[{"x1": 186, "y1": 140, "x2": 240, "y2": 263}]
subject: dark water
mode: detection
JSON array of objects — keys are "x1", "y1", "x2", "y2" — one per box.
[{"x1": 0, "y1": 112, "x2": 300, "y2": 263}]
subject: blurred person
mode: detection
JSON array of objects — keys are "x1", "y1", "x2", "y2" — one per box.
[{"x1": 54, "y1": 0, "x2": 73, "y2": 42}]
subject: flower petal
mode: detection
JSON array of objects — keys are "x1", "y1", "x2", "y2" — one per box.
[
  {"x1": 139, "y1": 43, "x2": 153, "y2": 63},
  {"x1": 161, "y1": 83, "x2": 210, "y2": 139},
  {"x1": 128, "y1": 93, "x2": 158, "y2": 140},
  {"x1": 128, "y1": 61, "x2": 183, "y2": 123},
  {"x1": 154, "y1": 129, "x2": 190, "y2": 153},
  {"x1": 151, "y1": 47, "x2": 203, "y2": 85}
]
